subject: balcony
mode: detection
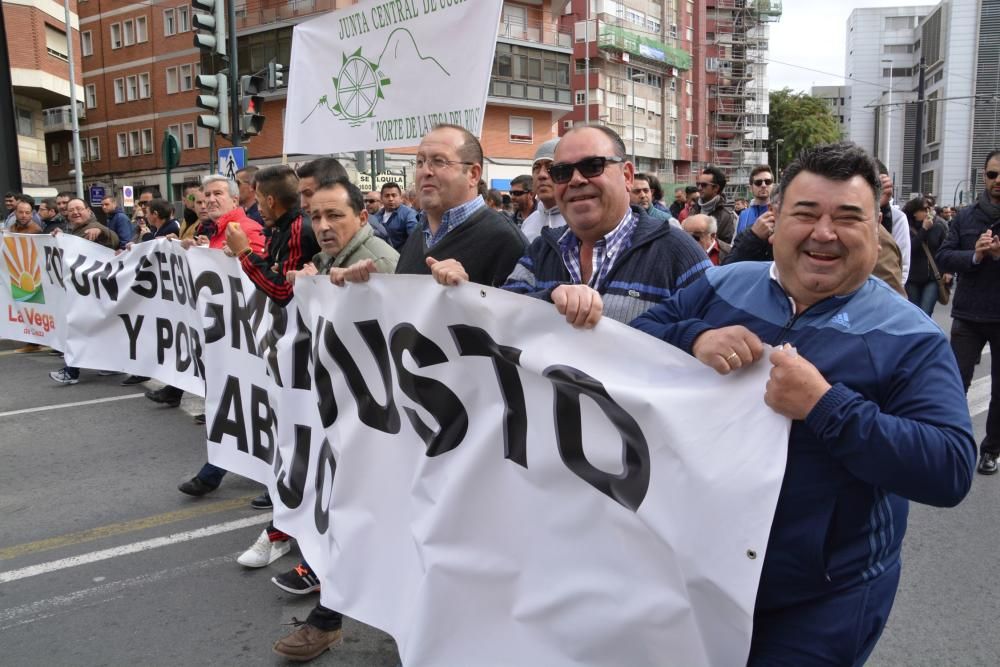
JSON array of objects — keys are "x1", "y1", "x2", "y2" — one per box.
[
  {"x1": 488, "y1": 78, "x2": 573, "y2": 112},
  {"x1": 234, "y1": 0, "x2": 325, "y2": 30},
  {"x1": 498, "y1": 16, "x2": 572, "y2": 51},
  {"x1": 596, "y1": 21, "x2": 692, "y2": 71},
  {"x1": 42, "y1": 104, "x2": 85, "y2": 134}
]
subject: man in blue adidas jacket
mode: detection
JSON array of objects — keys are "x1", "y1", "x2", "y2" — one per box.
[{"x1": 632, "y1": 143, "x2": 975, "y2": 665}]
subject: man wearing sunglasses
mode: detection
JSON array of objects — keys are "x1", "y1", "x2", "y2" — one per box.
[
  {"x1": 507, "y1": 174, "x2": 536, "y2": 227},
  {"x1": 736, "y1": 165, "x2": 775, "y2": 237},
  {"x1": 693, "y1": 166, "x2": 737, "y2": 244},
  {"x1": 936, "y1": 149, "x2": 1000, "y2": 475},
  {"x1": 499, "y1": 124, "x2": 711, "y2": 328}
]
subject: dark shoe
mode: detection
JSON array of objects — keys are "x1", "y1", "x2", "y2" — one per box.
[
  {"x1": 273, "y1": 621, "x2": 342, "y2": 662},
  {"x1": 250, "y1": 492, "x2": 273, "y2": 510},
  {"x1": 272, "y1": 563, "x2": 321, "y2": 595},
  {"x1": 178, "y1": 476, "x2": 218, "y2": 497},
  {"x1": 193, "y1": 413, "x2": 206, "y2": 425},
  {"x1": 145, "y1": 386, "x2": 181, "y2": 407},
  {"x1": 121, "y1": 374, "x2": 149, "y2": 386},
  {"x1": 977, "y1": 453, "x2": 998, "y2": 475}
]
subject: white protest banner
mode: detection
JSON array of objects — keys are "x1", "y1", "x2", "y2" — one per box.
[
  {"x1": 284, "y1": 0, "x2": 503, "y2": 154},
  {"x1": 55, "y1": 237, "x2": 210, "y2": 394},
  {"x1": 291, "y1": 275, "x2": 790, "y2": 667},
  {"x1": 0, "y1": 232, "x2": 67, "y2": 350}
]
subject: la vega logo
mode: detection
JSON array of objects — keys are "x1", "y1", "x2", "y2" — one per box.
[{"x1": 3, "y1": 236, "x2": 45, "y2": 304}]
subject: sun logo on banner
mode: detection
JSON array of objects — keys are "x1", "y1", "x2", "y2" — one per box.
[{"x1": 3, "y1": 236, "x2": 45, "y2": 304}]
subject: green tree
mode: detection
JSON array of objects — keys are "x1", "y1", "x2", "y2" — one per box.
[{"x1": 768, "y1": 88, "x2": 842, "y2": 177}]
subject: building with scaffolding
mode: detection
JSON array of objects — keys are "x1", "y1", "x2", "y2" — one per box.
[{"x1": 701, "y1": 0, "x2": 781, "y2": 199}]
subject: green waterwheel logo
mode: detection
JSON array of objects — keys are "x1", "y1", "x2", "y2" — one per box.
[{"x1": 329, "y1": 48, "x2": 391, "y2": 126}]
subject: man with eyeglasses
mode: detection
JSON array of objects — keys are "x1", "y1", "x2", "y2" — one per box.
[
  {"x1": 521, "y1": 138, "x2": 565, "y2": 242},
  {"x1": 498, "y1": 124, "x2": 710, "y2": 327},
  {"x1": 736, "y1": 164, "x2": 775, "y2": 237},
  {"x1": 936, "y1": 149, "x2": 1000, "y2": 475},
  {"x1": 329, "y1": 123, "x2": 525, "y2": 288},
  {"x1": 682, "y1": 213, "x2": 729, "y2": 265},
  {"x1": 371, "y1": 181, "x2": 418, "y2": 250},
  {"x1": 693, "y1": 166, "x2": 737, "y2": 244},
  {"x1": 507, "y1": 174, "x2": 535, "y2": 227}
]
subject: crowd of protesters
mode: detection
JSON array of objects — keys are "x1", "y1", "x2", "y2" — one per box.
[{"x1": 4, "y1": 127, "x2": 997, "y2": 664}]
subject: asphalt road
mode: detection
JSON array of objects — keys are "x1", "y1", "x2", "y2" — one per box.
[{"x1": 0, "y1": 301, "x2": 997, "y2": 666}]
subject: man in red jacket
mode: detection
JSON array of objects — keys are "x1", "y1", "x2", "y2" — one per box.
[{"x1": 200, "y1": 175, "x2": 266, "y2": 252}]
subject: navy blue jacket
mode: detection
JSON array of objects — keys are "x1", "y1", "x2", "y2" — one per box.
[
  {"x1": 935, "y1": 200, "x2": 1000, "y2": 322},
  {"x1": 502, "y1": 207, "x2": 712, "y2": 324},
  {"x1": 373, "y1": 204, "x2": 419, "y2": 251},
  {"x1": 106, "y1": 207, "x2": 133, "y2": 249},
  {"x1": 632, "y1": 262, "x2": 975, "y2": 610}
]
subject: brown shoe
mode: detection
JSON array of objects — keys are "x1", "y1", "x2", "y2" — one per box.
[
  {"x1": 14, "y1": 343, "x2": 43, "y2": 353},
  {"x1": 273, "y1": 622, "x2": 343, "y2": 662}
]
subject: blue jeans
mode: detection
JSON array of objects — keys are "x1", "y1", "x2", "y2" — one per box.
[
  {"x1": 196, "y1": 462, "x2": 227, "y2": 487},
  {"x1": 905, "y1": 280, "x2": 938, "y2": 317},
  {"x1": 62, "y1": 366, "x2": 80, "y2": 379}
]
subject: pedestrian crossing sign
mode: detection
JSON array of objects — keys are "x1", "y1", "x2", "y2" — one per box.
[{"x1": 218, "y1": 147, "x2": 247, "y2": 182}]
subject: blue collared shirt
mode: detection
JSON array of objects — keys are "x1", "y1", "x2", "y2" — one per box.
[
  {"x1": 422, "y1": 195, "x2": 486, "y2": 249},
  {"x1": 558, "y1": 209, "x2": 636, "y2": 291}
]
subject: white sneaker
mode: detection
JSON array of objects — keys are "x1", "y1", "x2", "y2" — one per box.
[{"x1": 237, "y1": 529, "x2": 291, "y2": 568}]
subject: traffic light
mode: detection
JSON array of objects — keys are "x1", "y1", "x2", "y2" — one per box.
[
  {"x1": 267, "y1": 59, "x2": 285, "y2": 90},
  {"x1": 196, "y1": 73, "x2": 229, "y2": 136},
  {"x1": 375, "y1": 149, "x2": 386, "y2": 173},
  {"x1": 192, "y1": 0, "x2": 226, "y2": 57},
  {"x1": 239, "y1": 74, "x2": 266, "y2": 137}
]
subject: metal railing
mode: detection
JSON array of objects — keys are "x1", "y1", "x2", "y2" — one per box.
[{"x1": 498, "y1": 17, "x2": 572, "y2": 49}]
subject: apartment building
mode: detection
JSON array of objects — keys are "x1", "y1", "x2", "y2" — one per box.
[
  {"x1": 845, "y1": 0, "x2": 999, "y2": 203},
  {"x1": 46, "y1": 0, "x2": 572, "y2": 200},
  {"x1": 811, "y1": 85, "x2": 849, "y2": 139},
  {"x1": 3, "y1": 0, "x2": 84, "y2": 191}
]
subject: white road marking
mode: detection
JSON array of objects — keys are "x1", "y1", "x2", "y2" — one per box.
[
  {"x1": 0, "y1": 554, "x2": 235, "y2": 630},
  {"x1": 0, "y1": 515, "x2": 270, "y2": 584},
  {"x1": 0, "y1": 394, "x2": 145, "y2": 419}
]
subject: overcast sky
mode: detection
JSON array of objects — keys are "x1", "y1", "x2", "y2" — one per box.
[{"x1": 767, "y1": 0, "x2": 937, "y2": 93}]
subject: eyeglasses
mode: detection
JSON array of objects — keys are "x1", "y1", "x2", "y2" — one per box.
[
  {"x1": 688, "y1": 231, "x2": 708, "y2": 241},
  {"x1": 510, "y1": 190, "x2": 531, "y2": 197},
  {"x1": 753, "y1": 178, "x2": 773, "y2": 187},
  {"x1": 415, "y1": 156, "x2": 475, "y2": 171},
  {"x1": 987, "y1": 170, "x2": 999, "y2": 180},
  {"x1": 364, "y1": 199, "x2": 380, "y2": 203},
  {"x1": 696, "y1": 181, "x2": 716, "y2": 189},
  {"x1": 549, "y1": 156, "x2": 624, "y2": 184}
]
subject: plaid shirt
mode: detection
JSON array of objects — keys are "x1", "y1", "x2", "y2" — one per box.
[
  {"x1": 422, "y1": 195, "x2": 486, "y2": 249},
  {"x1": 558, "y1": 209, "x2": 636, "y2": 290}
]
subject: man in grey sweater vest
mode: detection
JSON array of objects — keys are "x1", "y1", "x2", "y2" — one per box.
[{"x1": 329, "y1": 124, "x2": 525, "y2": 288}]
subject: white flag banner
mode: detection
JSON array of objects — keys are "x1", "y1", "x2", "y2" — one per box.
[
  {"x1": 56, "y1": 237, "x2": 210, "y2": 395},
  {"x1": 292, "y1": 276, "x2": 790, "y2": 667},
  {"x1": 283, "y1": 0, "x2": 504, "y2": 154},
  {"x1": 0, "y1": 232, "x2": 67, "y2": 350}
]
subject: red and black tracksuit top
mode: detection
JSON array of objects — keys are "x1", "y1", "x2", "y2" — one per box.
[{"x1": 238, "y1": 207, "x2": 320, "y2": 306}]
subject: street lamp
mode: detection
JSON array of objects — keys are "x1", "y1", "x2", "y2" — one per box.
[
  {"x1": 630, "y1": 71, "x2": 644, "y2": 165},
  {"x1": 882, "y1": 58, "x2": 893, "y2": 176},
  {"x1": 775, "y1": 138, "x2": 784, "y2": 178}
]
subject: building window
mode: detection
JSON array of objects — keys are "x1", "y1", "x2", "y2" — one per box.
[
  {"x1": 686, "y1": 135, "x2": 695, "y2": 147},
  {"x1": 136, "y1": 16, "x2": 148, "y2": 43},
  {"x1": 67, "y1": 141, "x2": 74, "y2": 162},
  {"x1": 81, "y1": 31, "x2": 93, "y2": 57},
  {"x1": 110, "y1": 23, "x2": 122, "y2": 49},
  {"x1": 177, "y1": 5, "x2": 190, "y2": 32},
  {"x1": 179, "y1": 64, "x2": 193, "y2": 91},
  {"x1": 85, "y1": 84, "x2": 97, "y2": 109},
  {"x1": 575, "y1": 91, "x2": 586, "y2": 105},
  {"x1": 44, "y1": 24, "x2": 69, "y2": 60},
  {"x1": 686, "y1": 27, "x2": 693, "y2": 42},
  {"x1": 51, "y1": 142, "x2": 61, "y2": 165},
  {"x1": 141, "y1": 128, "x2": 153, "y2": 154},
  {"x1": 122, "y1": 19, "x2": 135, "y2": 46},
  {"x1": 88, "y1": 136, "x2": 100, "y2": 161},
  {"x1": 685, "y1": 80, "x2": 693, "y2": 95},
  {"x1": 166, "y1": 67, "x2": 178, "y2": 94},
  {"x1": 139, "y1": 72, "x2": 151, "y2": 98},
  {"x1": 885, "y1": 16, "x2": 914, "y2": 30},
  {"x1": 181, "y1": 122, "x2": 196, "y2": 150},
  {"x1": 126, "y1": 75, "x2": 138, "y2": 101},
  {"x1": 15, "y1": 107, "x2": 33, "y2": 136},
  {"x1": 164, "y1": 9, "x2": 176, "y2": 36},
  {"x1": 112, "y1": 78, "x2": 124, "y2": 103},
  {"x1": 129, "y1": 130, "x2": 141, "y2": 156},
  {"x1": 117, "y1": 133, "x2": 128, "y2": 158},
  {"x1": 197, "y1": 126, "x2": 210, "y2": 148},
  {"x1": 509, "y1": 116, "x2": 532, "y2": 143}
]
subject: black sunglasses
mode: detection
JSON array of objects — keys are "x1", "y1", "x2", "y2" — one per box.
[
  {"x1": 510, "y1": 190, "x2": 531, "y2": 196},
  {"x1": 987, "y1": 171, "x2": 999, "y2": 180},
  {"x1": 689, "y1": 231, "x2": 707, "y2": 241},
  {"x1": 753, "y1": 178, "x2": 773, "y2": 186},
  {"x1": 549, "y1": 156, "x2": 624, "y2": 184},
  {"x1": 696, "y1": 181, "x2": 715, "y2": 189},
  {"x1": 364, "y1": 199, "x2": 380, "y2": 203}
]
